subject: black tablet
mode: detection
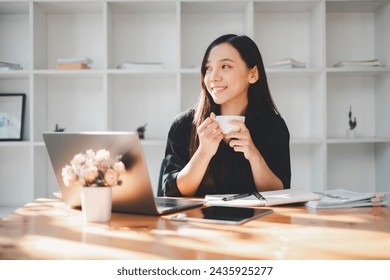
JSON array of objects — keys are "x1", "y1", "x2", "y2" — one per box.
[{"x1": 167, "y1": 206, "x2": 273, "y2": 225}]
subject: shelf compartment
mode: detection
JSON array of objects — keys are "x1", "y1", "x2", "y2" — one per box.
[
  {"x1": 375, "y1": 142, "x2": 390, "y2": 193},
  {"x1": 180, "y1": 1, "x2": 251, "y2": 69},
  {"x1": 326, "y1": 1, "x2": 390, "y2": 68},
  {"x1": 107, "y1": 74, "x2": 178, "y2": 140},
  {"x1": 107, "y1": 1, "x2": 178, "y2": 70},
  {"x1": 290, "y1": 143, "x2": 325, "y2": 191},
  {"x1": 0, "y1": 76, "x2": 31, "y2": 141},
  {"x1": 0, "y1": 146, "x2": 33, "y2": 206},
  {"x1": 33, "y1": 75, "x2": 106, "y2": 141},
  {"x1": 327, "y1": 73, "x2": 390, "y2": 139},
  {"x1": 33, "y1": 1, "x2": 104, "y2": 70},
  {"x1": 327, "y1": 142, "x2": 385, "y2": 193},
  {"x1": 180, "y1": 73, "x2": 200, "y2": 112},
  {"x1": 0, "y1": 2, "x2": 30, "y2": 71},
  {"x1": 254, "y1": 1, "x2": 324, "y2": 69},
  {"x1": 268, "y1": 73, "x2": 325, "y2": 140}
]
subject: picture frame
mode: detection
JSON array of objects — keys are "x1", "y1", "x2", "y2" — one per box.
[{"x1": 0, "y1": 94, "x2": 26, "y2": 141}]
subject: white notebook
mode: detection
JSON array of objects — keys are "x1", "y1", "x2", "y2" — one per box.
[
  {"x1": 205, "y1": 189, "x2": 320, "y2": 207},
  {"x1": 307, "y1": 189, "x2": 389, "y2": 209}
]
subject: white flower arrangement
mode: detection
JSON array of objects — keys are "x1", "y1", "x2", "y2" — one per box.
[{"x1": 61, "y1": 149, "x2": 125, "y2": 188}]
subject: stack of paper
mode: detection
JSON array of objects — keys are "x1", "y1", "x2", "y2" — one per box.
[
  {"x1": 268, "y1": 58, "x2": 306, "y2": 69},
  {"x1": 205, "y1": 189, "x2": 319, "y2": 207},
  {"x1": 307, "y1": 189, "x2": 389, "y2": 209},
  {"x1": 116, "y1": 62, "x2": 164, "y2": 70},
  {"x1": 0, "y1": 61, "x2": 23, "y2": 70},
  {"x1": 333, "y1": 59, "x2": 381, "y2": 68},
  {"x1": 56, "y1": 56, "x2": 92, "y2": 70}
]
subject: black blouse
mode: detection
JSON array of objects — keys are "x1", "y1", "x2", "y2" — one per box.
[{"x1": 160, "y1": 103, "x2": 291, "y2": 197}]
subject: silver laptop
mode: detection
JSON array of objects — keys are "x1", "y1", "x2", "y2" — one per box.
[{"x1": 43, "y1": 131, "x2": 203, "y2": 215}]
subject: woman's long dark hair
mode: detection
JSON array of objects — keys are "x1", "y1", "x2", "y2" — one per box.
[{"x1": 190, "y1": 34, "x2": 279, "y2": 192}]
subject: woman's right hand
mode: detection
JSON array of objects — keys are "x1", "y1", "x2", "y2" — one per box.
[{"x1": 196, "y1": 112, "x2": 223, "y2": 158}]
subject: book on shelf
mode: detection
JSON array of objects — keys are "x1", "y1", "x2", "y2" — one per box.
[
  {"x1": 333, "y1": 59, "x2": 381, "y2": 68},
  {"x1": 57, "y1": 56, "x2": 93, "y2": 65},
  {"x1": 268, "y1": 58, "x2": 306, "y2": 69},
  {"x1": 0, "y1": 61, "x2": 23, "y2": 70},
  {"x1": 56, "y1": 63, "x2": 90, "y2": 70},
  {"x1": 205, "y1": 189, "x2": 320, "y2": 207},
  {"x1": 306, "y1": 189, "x2": 389, "y2": 209},
  {"x1": 116, "y1": 62, "x2": 164, "y2": 70}
]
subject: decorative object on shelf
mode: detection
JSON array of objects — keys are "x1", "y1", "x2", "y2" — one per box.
[
  {"x1": 54, "y1": 124, "x2": 65, "y2": 132},
  {"x1": 56, "y1": 56, "x2": 92, "y2": 70},
  {"x1": 137, "y1": 123, "x2": 147, "y2": 139},
  {"x1": 61, "y1": 149, "x2": 125, "y2": 222},
  {"x1": 0, "y1": 94, "x2": 26, "y2": 141},
  {"x1": 346, "y1": 105, "x2": 357, "y2": 138}
]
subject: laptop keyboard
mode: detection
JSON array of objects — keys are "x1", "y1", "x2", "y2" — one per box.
[{"x1": 155, "y1": 197, "x2": 179, "y2": 208}]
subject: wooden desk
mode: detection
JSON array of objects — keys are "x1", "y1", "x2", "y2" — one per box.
[{"x1": 0, "y1": 198, "x2": 389, "y2": 260}]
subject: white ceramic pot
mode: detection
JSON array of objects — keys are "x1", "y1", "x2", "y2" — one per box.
[{"x1": 81, "y1": 186, "x2": 112, "y2": 222}]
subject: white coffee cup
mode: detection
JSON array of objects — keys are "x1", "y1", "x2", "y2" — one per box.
[{"x1": 215, "y1": 115, "x2": 245, "y2": 134}]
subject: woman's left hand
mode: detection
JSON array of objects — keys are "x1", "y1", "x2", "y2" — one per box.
[{"x1": 225, "y1": 121, "x2": 260, "y2": 162}]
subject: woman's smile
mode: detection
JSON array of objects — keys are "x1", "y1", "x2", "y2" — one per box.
[{"x1": 211, "y1": 86, "x2": 227, "y2": 94}]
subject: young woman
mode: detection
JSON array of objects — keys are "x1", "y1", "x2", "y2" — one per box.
[{"x1": 160, "y1": 34, "x2": 291, "y2": 197}]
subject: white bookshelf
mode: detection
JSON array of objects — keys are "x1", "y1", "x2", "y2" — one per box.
[{"x1": 0, "y1": 0, "x2": 389, "y2": 209}]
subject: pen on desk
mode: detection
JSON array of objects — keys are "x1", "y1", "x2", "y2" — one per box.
[
  {"x1": 252, "y1": 191, "x2": 267, "y2": 201},
  {"x1": 222, "y1": 192, "x2": 252, "y2": 201}
]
